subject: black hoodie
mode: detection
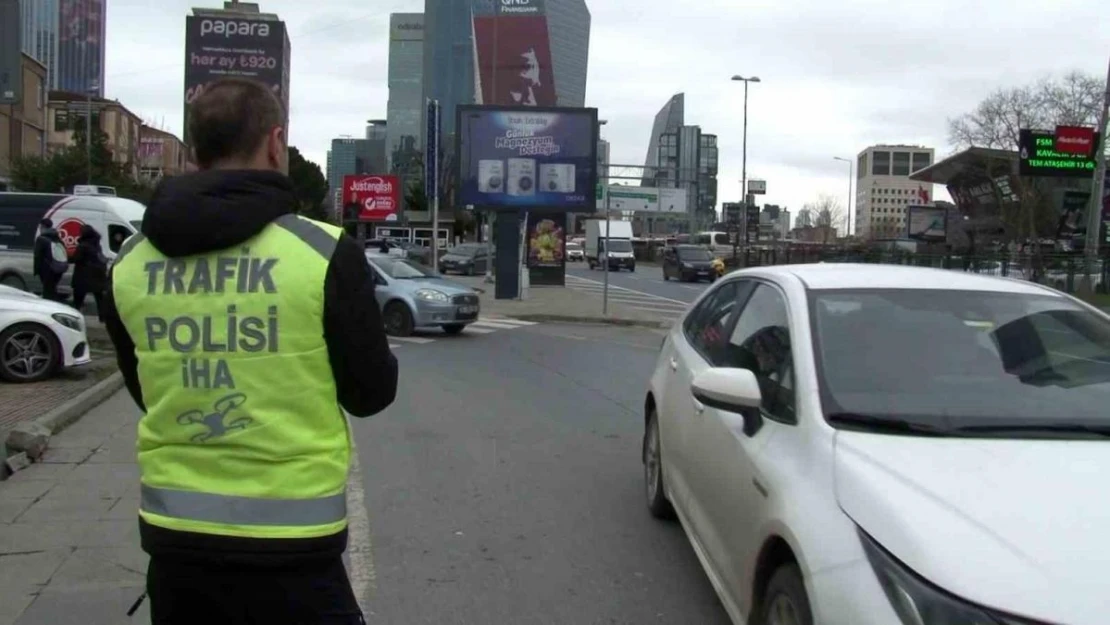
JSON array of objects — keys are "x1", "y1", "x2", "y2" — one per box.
[{"x1": 99, "y1": 170, "x2": 398, "y2": 564}]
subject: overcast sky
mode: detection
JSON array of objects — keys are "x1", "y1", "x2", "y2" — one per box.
[{"x1": 106, "y1": 0, "x2": 1109, "y2": 215}]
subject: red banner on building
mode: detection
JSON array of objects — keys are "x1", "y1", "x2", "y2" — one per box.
[
  {"x1": 472, "y1": 15, "x2": 557, "y2": 106},
  {"x1": 343, "y1": 175, "x2": 400, "y2": 222},
  {"x1": 1054, "y1": 125, "x2": 1096, "y2": 156}
]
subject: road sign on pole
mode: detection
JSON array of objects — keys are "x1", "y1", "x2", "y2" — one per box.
[{"x1": 426, "y1": 99, "x2": 441, "y2": 270}]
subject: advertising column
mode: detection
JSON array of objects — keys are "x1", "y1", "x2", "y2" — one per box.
[
  {"x1": 456, "y1": 105, "x2": 599, "y2": 293},
  {"x1": 183, "y1": 14, "x2": 290, "y2": 147}
]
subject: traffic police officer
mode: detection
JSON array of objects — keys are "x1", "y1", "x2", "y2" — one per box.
[{"x1": 101, "y1": 77, "x2": 398, "y2": 624}]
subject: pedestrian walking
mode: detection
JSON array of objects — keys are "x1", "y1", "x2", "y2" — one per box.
[
  {"x1": 33, "y1": 218, "x2": 68, "y2": 301},
  {"x1": 100, "y1": 77, "x2": 398, "y2": 625},
  {"x1": 71, "y1": 224, "x2": 108, "y2": 320}
]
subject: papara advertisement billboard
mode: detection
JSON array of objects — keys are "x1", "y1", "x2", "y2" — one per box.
[
  {"x1": 183, "y1": 15, "x2": 289, "y2": 146},
  {"x1": 456, "y1": 105, "x2": 599, "y2": 211}
]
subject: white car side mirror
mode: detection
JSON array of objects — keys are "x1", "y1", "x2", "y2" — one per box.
[{"x1": 691, "y1": 368, "x2": 762, "y2": 413}]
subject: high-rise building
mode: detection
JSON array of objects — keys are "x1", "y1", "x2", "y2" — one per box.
[
  {"x1": 854, "y1": 144, "x2": 935, "y2": 239},
  {"x1": 387, "y1": 13, "x2": 423, "y2": 177},
  {"x1": 326, "y1": 132, "x2": 388, "y2": 210},
  {"x1": 642, "y1": 93, "x2": 719, "y2": 232},
  {"x1": 19, "y1": 0, "x2": 105, "y2": 96},
  {"x1": 424, "y1": 0, "x2": 591, "y2": 139}
]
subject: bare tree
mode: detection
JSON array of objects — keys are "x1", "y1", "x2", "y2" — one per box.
[
  {"x1": 948, "y1": 71, "x2": 1105, "y2": 150},
  {"x1": 806, "y1": 194, "x2": 846, "y2": 243}
]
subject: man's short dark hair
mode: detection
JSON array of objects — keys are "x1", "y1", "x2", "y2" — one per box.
[
  {"x1": 188, "y1": 78, "x2": 285, "y2": 169},
  {"x1": 40, "y1": 218, "x2": 52, "y2": 228}
]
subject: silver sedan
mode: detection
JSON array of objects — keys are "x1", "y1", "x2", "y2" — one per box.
[{"x1": 365, "y1": 253, "x2": 481, "y2": 337}]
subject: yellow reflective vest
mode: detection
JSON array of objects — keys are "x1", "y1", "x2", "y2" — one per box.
[{"x1": 111, "y1": 214, "x2": 350, "y2": 540}]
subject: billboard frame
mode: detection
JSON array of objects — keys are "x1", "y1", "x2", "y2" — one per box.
[
  {"x1": 454, "y1": 104, "x2": 600, "y2": 213},
  {"x1": 906, "y1": 204, "x2": 948, "y2": 242}
]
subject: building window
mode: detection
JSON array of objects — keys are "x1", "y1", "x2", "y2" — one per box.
[
  {"x1": 912, "y1": 152, "x2": 931, "y2": 172},
  {"x1": 892, "y1": 152, "x2": 910, "y2": 176},
  {"x1": 871, "y1": 151, "x2": 890, "y2": 176}
]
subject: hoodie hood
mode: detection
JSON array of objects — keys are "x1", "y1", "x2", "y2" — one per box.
[{"x1": 141, "y1": 169, "x2": 298, "y2": 258}]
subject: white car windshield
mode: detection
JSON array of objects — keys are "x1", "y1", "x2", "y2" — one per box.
[{"x1": 811, "y1": 289, "x2": 1110, "y2": 432}]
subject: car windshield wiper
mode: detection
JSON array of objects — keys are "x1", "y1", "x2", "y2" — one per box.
[
  {"x1": 826, "y1": 412, "x2": 951, "y2": 436},
  {"x1": 956, "y1": 423, "x2": 1110, "y2": 438}
]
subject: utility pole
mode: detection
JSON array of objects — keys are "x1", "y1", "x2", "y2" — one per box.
[
  {"x1": 1083, "y1": 56, "x2": 1110, "y2": 270},
  {"x1": 85, "y1": 81, "x2": 98, "y2": 184},
  {"x1": 731, "y1": 75, "x2": 761, "y2": 252},
  {"x1": 834, "y1": 156, "x2": 853, "y2": 236}
]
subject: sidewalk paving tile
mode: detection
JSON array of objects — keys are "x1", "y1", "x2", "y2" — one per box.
[
  {"x1": 0, "y1": 390, "x2": 145, "y2": 625},
  {"x1": 0, "y1": 356, "x2": 117, "y2": 435}
]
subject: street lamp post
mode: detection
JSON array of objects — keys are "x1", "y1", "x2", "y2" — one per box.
[
  {"x1": 833, "y1": 156, "x2": 853, "y2": 236},
  {"x1": 731, "y1": 75, "x2": 761, "y2": 259},
  {"x1": 599, "y1": 119, "x2": 611, "y2": 315},
  {"x1": 86, "y1": 80, "x2": 99, "y2": 185}
]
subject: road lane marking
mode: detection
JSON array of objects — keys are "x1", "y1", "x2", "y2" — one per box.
[
  {"x1": 463, "y1": 326, "x2": 497, "y2": 334},
  {"x1": 565, "y1": 274, "x2": 689, "y2": 304},
  {"x1": 390, "y1": 336, "x2": 436, "y2": 344},
  {"x1": 346, "y1": 443, "x2": 375, "y2": 612},
  {"x1": 471, "y1": 320, "x2": 531, "y2": 330}
]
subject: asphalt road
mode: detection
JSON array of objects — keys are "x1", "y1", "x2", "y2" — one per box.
[
  {"x1": 565, "y1": 264, "x2": 712, "y2": 304},
  {"x1": 356, "y1": 322, "x2": 730, "y2": 625}
]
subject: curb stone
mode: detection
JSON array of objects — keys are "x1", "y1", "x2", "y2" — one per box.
[
  {"x1": 509, "y1": 314, "x2": 672, "y2": 329},
  {"x1": 35, "y1": 370, "x2": 125, "y2": 434},
  {"x1": 1, "y1": 371, "x2": 125, "y2": 480}
]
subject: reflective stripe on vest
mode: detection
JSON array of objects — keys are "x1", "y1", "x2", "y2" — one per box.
[
  {"x1": 141, "y1": 484, "x2": 347, "y2": 527},
  {"x1": 113, "y1": 213, "x2": 351, "y2": 540}
]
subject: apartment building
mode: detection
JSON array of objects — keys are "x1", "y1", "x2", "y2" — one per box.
[
  {"x1": 0, "y1": 53, "x2": 48, "y2": 189},
  {"x1": 47, "y1": 89, "x2": 142, "y2": 176},
  {"x1": 137, "y1": 125, "x2": 189, "y2": 181},
  {"x1": 854, "y1": 144, "x2": 935, "y2": 239}
]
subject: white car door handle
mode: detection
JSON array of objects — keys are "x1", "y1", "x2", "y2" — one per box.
[
  {"x1": 669, "y1": 357, "x2": 678, "y2": 371},
  {"x1": 692, "y1": 397, "x2": 705, "y2": 414}
]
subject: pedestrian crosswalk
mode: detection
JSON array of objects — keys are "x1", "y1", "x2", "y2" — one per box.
[
  {"x1": 564, "y1": 275, "x2": 690, "y2": 320},
  {"x1": 387, "y1": 315, "x2": 537, "y2": 349}
]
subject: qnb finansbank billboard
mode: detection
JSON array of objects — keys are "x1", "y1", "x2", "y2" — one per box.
[
  {"x1": 456, "y1": 105, "x2": 599, "y2": 212},
  {"x1": 183, "y1": 14, "x2": 291, "y2": 146}
]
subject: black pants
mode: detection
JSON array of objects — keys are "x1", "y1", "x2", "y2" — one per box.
[
  {"x1": 40, "y1": 274, "x2": 61, "y2": 302},
  {"x1": 147, "y1": 556, "x2": 365, "y2": 625},
  {"x1": 72, "y1": 286, "x2": 103, "y2": 319}
]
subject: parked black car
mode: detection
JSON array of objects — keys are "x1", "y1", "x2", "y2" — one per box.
[
  {"x1": 662, "y1": 244, "x2": 717, "y2": 282},
  {"x1": 439, "y1": 243, "x2": 493, "y2": 275}
]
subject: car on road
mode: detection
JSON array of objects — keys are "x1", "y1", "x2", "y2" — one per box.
[
  {"x1": 0, "y1": 285, "x2": 91, "y2": 382},
  {"x1": 642, "y1": 263, "x2": 1109, "y2": 625},
  {"x1": 365, "y1": 253, "x2": 481, "y2": 337},
  {"x1": 566, "y1": 242, "x2": 585, "y2": 262},
  {"x1": 662, "y1": 244, "x2": 718, "y2": 282},
  {"x1": 438, "y1": 243, "x2": 493, "y2": 276}
]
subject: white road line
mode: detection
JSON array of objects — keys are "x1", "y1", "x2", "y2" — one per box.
[
  {"x1": 346, "y1": 444, "x2": 375, "y2": 612},
  {"x1": 470, "y1": 320, "x2": 530, "y2": 330},
  {"x1": 565, "y1": 274, "x2": 689, "y2": 305},
  {"x1": 480, "y1": 317, "x2": 537, "y2": 326},
  {"x1": 390, "y1": 336, "x2": 437, "y2": 344},
  {"x1": 463, "y1": 326, "x2": 497, "y2": 334},
  {"x1": 388, "y1": 343, "x2": 402, "y2": 350}
]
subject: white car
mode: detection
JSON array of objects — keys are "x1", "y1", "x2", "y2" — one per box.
[
  {"x1": 643, "y1": 263, "x2": 1109, "y2": 625},
  {"x1": 0, "y1": 285, "x2": 91, "y2": 382}
]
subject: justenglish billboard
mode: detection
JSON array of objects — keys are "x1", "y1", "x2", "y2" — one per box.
[
  {"x1": 456, "y1": 105, "x2": 599, "y2": 212},
  {"x1": 183, "y1": 15, "x2": 290, "y2": 146}
]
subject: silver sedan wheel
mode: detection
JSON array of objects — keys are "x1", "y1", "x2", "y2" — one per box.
[
  {"x1": 1, "y1": 327, "x2": 56, "y2": 381},
  {"x1": 645, "y1": 420, "x2": 661, "y2": 502}
]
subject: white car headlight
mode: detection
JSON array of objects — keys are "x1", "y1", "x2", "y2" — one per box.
[
  {"x1": 52, "y1": 313, "x2": 83, "y2": 332},
  {"x1": 415, "y1": 289, "x2": 449, "y2": 303},
  {"x1": 859, "y1": 529, "x2": 1041, "y2": 625}
]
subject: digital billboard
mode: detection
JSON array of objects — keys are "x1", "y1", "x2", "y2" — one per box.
[
  {"x1": 472, "y1": 7, "x2": 556, "y2": 107},
  {"x1": 183, "y1": 15, "x2": 289, "y2": 147},
  {"x1": 343, "y1": 175, "x2": 401, "y2": 222},
  {"x1": 456, "y1": 105, "x2": 599, "y2": 212},
  {"x1": 1018, "y1": 128, "x2": 1099, "y2": 178},
  {"x1": 58, "y1": 0, "x2": 106, "y2": 95},
  {"x1": 906, "y1": 205, "x2": 947, "y2": 242}
]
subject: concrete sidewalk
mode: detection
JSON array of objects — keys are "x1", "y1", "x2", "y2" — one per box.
[
  {"x1": 0, "y1": 390, "x2": 149, "y2": 625},
  {"x1": 449, "y1": 275, "x2": 677, "y2": 328}
]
